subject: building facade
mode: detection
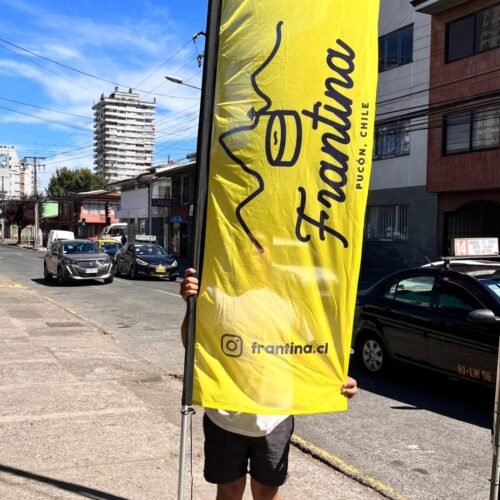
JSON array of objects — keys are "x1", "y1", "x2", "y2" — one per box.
[
  {"x1": 92, "y1": 88, "x2": 156, "y2": 182},
  {"x1": 0, "y1": 146, "x2": 34, "y2": 199},
  {"x1": 360, "y1": 0, "x2": 439, "y2": 285},
  {"x1": 42, "y1": 191, "x2": 121, "y2": 244},
  {"x1": 110, "y1": 159, "x2": 195, "y2": 259},
  {"x1": 412, "y1": 0, "x2": 500, "y2": 256}
]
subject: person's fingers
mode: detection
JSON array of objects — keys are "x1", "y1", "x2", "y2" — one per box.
[
  {"x1": 180, "y1": 270, "x2": 199, "y2": 301},
  {"x1": 184, "y1": 268, "x2": 197, "y2": 278},
  {"x1": 341, "y1": 377, "x2": 358, "y2": 399}
]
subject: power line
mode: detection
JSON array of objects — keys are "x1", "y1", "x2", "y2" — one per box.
[
  {"x1": 0, "y1": 36, "x2": 200, "y2": 99},
  {"x1": 0, "y1": 104, "x2": 91, "y2": 132},
  {"x1": 0, "y1": 96, "x2": 92, "y2": 120},
  {"x1": 376, "y1": 89, "x2": 500, "y2": 127},
  {"x1": 133, "y1": 39, "x2": 194, "y2": 89},
  {"x1": 44, "y1": 144, "x2": 93, "y2": 160},
  {"x1": 377, "y1": 67, "x2": 500, "y2": 109}
]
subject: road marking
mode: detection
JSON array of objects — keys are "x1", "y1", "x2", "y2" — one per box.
[
  {"x1": 0, "y1": 281, "x2": 22, "y2": 288},
  {"x1": 154, "y1": 289, "x2": 181, "y2": 298},
  {"x1": 114, "y1": 276, "x2": 180, "y2": 297},
  {"x1": 291, "y1": 434, "x2": 408, "y2": 500},
  {"x1": 115, "y1": 277, "x2": 132, "y2": 285}
]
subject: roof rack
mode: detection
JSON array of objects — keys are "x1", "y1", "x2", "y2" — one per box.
[
  {"x1": 442, "y1": 255, "x2": 500, "y2": 270},
  {"x1": 134, "y1": 234, "x2": 157, "y2": 243}
]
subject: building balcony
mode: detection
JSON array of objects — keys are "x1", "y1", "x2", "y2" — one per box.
[{"x1": 411, "y1": 0, "x2": 468, "y2": 14}]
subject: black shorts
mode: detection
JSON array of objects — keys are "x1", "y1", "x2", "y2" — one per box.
[{"x1": 203, "y1": 413, "x2": 294, "y2": 487}]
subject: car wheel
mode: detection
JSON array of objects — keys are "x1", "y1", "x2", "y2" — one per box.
[
  {"x1": 167, "y1": 275, "x2": 177, "y2": 282},
  {"x1": 356, "y1": 332, "x2": 389, "y2": 374},
  {"x1": 129, "y1": 265, "x2": 136, "y2": 279},
  {"x1": 104, "y1": 275, "x2": 114, "y2": 284},
  {"x1": 57, "y1": 266, "x2": 66, "y2": 285},
  {"x1": 43, "y1": 263, "x2": 52, "y2": 281}
]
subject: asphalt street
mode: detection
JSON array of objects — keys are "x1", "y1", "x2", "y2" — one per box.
[
  {"x1": 0, "y1": 241, "x2": 496, "y2": 499},
  {"x1": 0, "y1": 241, "x2": 385, "y2": 500}
]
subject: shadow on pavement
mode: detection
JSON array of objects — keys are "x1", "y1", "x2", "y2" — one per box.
[
  {"x1": 349, "y1": 360, "x2": 494, "y2": 429},
  {"x1": 30, "y1": 278, "x2": 110, "y2": 287},
  {"x1": 0, "y1": 464, "x2": 128, "y2": 500}
]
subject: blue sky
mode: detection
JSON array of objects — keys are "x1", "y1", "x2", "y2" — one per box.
[{"x1": 0, "y1": 0, "x2": 208, "y2": 190}]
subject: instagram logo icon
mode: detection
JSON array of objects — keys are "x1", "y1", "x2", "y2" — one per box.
[{"x1": 221, "y1": 334, "x2": 243, "y2": 357}]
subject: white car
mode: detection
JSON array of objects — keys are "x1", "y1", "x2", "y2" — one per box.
[{"x1": 46, "y1": 229, "x2": 74, "y2": 250}]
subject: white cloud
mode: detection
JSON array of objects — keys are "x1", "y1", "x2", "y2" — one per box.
[{"x1": 0, "y1": 0, "x2": 202, "y2": 175}]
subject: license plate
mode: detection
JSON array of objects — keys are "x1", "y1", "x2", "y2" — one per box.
[
  {"x1": 84, "y1": 268, "x2": 98, "y2": 274},
  {"x1": 155, "y1": 266, "x2": 165, "y2": 273}
]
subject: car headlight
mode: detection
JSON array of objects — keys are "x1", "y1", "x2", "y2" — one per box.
[
  {"x1": 171, "y1": 260, "x2": 178, "y2": 268},
  {"x1": 136, "y1": 258, "x2": 148, "y2": 266}
]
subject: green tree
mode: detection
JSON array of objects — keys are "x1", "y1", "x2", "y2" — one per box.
[
  {"x1": 46, "y1": 167, "x2": 107, "y2": 197},
  {"x1": 4, "y1": 200, "x2": 35, "y2": 243}
]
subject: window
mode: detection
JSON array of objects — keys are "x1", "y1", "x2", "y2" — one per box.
[
  {"x1": 393, "y1": 276, "x2": 435, "y2": 307},
  {"x1": 172, "y1": 177, "x2": 181, "y2": 203},
  {"x1": 374, "y1": 121, "x2": 410, "y2": 160},
  {"x1": 364, "y1": 204, "x2": 408, "y2": 241},
  {"x1": 444, "y1": 105, "x2": 500, "y2": 154},
  {"x1": 446, "y1": 4, "x2": 500, "y2": 62},
  {"x1": 379, "y1": 25, "x2": 413, "y2": 72},
  {"x1": 153, "y1": 179, "x2": 171, "y2": 199},
  {"x1": 437, "y1": 280, "x2": 481, "y2": 316},
  {"x1": 85, "y1": 201, "x2": 105, "y2": 215},
  {"x1": 181, "y1": 174, "x2": 194, "y2": 205}
]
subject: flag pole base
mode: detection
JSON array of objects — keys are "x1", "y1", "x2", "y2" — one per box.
[{"x1": 178, "y1": 405, "x2": 196, "y2": 500}]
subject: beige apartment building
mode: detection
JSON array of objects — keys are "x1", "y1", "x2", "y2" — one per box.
[{"x1": 93, "y1": 87, "x2": 156, "y2": 182}]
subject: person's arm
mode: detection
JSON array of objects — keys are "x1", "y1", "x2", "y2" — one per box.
[
  {"x1": 341, "y1": 376, "x2": 358, "y2": 399},
  {"x1": 180, "y1": 268, "x2": 199, "y2": 347}
]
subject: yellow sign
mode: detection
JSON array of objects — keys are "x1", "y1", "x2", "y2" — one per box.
[{"x1": 195, "y1": 0, "x2": 380, "y2": 414}]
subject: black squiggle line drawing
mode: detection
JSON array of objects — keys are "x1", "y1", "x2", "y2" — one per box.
[{"x1": 218, "y1": 21, "x2": 303, "y2": 253}]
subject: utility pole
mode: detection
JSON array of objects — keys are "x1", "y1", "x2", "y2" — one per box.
[{"x1": 24, "y1": 156, "x2": 45, "y2": 248}]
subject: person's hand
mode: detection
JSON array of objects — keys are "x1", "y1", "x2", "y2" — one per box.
[
  {"x1": 180, "y1": 268, "x2": 199, "y2": 302},
  {"x1": 341, "y1": 376, "x2": 358, "y2": 399}
]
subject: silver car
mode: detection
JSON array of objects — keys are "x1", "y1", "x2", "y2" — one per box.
[{"x1": 44, "y1": 239, "x2": 114, "y2": 284}]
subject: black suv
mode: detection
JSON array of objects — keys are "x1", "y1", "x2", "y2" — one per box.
[{"x1": 353, "y1": 259, "x2": 500, "y2": 385}]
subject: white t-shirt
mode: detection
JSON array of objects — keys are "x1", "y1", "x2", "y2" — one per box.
[{"x1": 205, "y1": 409, "x2": 289, "y2": 437}]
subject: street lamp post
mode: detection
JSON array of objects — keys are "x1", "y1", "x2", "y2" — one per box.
[{"x1": 164, "y1": 76, "x2": 202, "y2": 91}]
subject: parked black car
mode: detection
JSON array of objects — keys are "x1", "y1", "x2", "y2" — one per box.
[
  {"x1": 353, "y1": 259, "x2": 500, "y2": 385},
  {"x1": 114, "y1": 242, "x2": 178, "y2": 281},
  {"x1": 44, "y1": 239, "x2": 114, "y2": 284}
]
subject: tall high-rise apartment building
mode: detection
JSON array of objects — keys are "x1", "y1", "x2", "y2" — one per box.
[{"x1": 93, "y1": 87, "x2": 156, "y2": 182}]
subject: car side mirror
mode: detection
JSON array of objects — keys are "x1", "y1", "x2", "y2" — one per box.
[{"x1": 467, "y1": 309, "x2": 499, "y2": 324}]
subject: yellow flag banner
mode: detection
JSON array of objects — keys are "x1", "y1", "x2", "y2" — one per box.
[{"x1": 195, "y1": 0, "x2": 380, "y2": 414}]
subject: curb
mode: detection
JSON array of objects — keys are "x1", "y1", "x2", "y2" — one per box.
[{"x1": 291, "y1": 435, "x2": 408, "y2": 500}]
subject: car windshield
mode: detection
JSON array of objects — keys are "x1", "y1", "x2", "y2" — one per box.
[
  {"x1": 484, "y1": 279, "x2": 500, "y2": 300},
  {"x1": 102, "y1": 242, "x2": 121, "y2": 251},
  {"x1": 135, "y1": 244, "x2": 167, "y2": 256},
  {"x1": 63, "y1": 242, "x2": 99, "y2": 254}
]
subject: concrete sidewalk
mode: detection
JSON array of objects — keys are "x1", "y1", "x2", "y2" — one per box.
[{"x1": 0, "y1": 272, "x2": 385, "y2": 499}]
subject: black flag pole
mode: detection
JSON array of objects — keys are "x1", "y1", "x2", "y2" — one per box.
[{"x1": 177, "y1": 0, "x2": 221, "y2": 499}]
